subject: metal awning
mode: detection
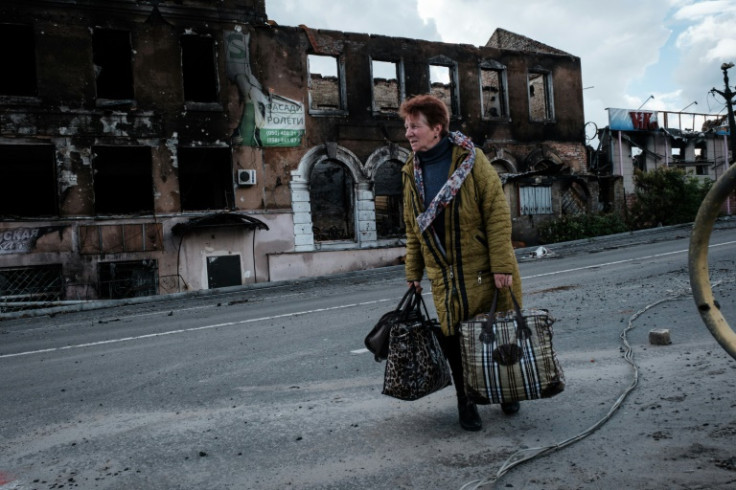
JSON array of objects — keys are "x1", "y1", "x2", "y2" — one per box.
[{"x1": 172, "y1": 212, "x2": 269, "y2": 235}]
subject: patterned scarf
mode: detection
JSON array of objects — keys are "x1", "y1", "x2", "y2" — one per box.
[{"x1": 414, "y1": 131, "x2": 476, "y2": 232}]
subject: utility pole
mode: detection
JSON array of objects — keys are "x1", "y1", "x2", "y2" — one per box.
[{"x1": 711, "y1": 62, "x2": 736, "y2": 163}]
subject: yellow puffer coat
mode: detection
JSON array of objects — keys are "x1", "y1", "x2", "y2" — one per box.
[{"x1": 403, "y1": 144, "x2": 522, "y2": 336}]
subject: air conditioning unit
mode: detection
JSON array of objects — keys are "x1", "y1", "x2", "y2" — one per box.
[{"x1": 237, "y1": 169, "x2": 257, "y2": 186}]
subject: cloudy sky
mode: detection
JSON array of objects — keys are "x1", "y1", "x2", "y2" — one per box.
[{"x1": 266, "y1": 0, "x2": 736, "y2": 140}]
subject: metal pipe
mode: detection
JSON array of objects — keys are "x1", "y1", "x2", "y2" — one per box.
[{"x1": 688, "y1": 162, "x2": 736, "y2": 359}]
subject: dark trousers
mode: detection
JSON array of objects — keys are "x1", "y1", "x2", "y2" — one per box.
[{"x1": 436, "y1": 333, "x2": 466, "y2": 401}]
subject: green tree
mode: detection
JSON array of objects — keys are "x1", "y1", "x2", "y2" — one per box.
[{"x1": 628, "y1": 167, "x2": 712, "y2": 229}]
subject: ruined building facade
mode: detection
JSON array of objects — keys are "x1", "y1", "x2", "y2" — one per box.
[{"x1": 0, "y1": 0, "x2": 597, "y2": 306}]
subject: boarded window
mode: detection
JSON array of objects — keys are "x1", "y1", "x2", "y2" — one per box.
[
  {"x1": 0, "y1": 24, "x2": 37, "y2": 96},
  {"x1": 528, "y1": 71, "x2": 553, "y2": 121},
  {"x1": 181, "y1": 35, "x2": 219, "y2": 102},
  {"x1": 206, "y1": 255, "x2": 241, "y2": 289},
  {"x1": 92, "y1": 146, "x2": 153, "y2": 215},
  {"x1": 0, "y1": 145, "x2": 57, "y2": 217},
  {"x1": 98, "y1": 260, "x2": 158, "y2": 299},
  {"x1": 178, "y1": 147, "x2": 234, "y2": 211},
  {"x1": 372, "y1": 60, "x2": 401, "y2": 115},
  {"x1": 308, "y1": 54, "x2": 343, "y2": 112},
  {"x1": 480, "y1": 67, "x2": 506, "y2": 118},
  {"x1": 93, "y1": 28, "x2": 134, "y2": 100},
  {"x1": 374, "y1": 160, "x2": 404, "y2": 239},
  {"x1": 310, "y1": 159, "x2": 355, "y2": 241},
  {"x1": 519, "y1": 186, "x2": 552, "y2": 215}
]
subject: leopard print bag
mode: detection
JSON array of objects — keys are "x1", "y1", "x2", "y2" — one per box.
[{"x1": 382, "y1": 294, "x2": 452, "y2": 401}]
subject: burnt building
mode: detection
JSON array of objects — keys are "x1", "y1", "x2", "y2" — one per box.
[{"x1": 0, "y1": 0, "x2": 597, "y2": 308}]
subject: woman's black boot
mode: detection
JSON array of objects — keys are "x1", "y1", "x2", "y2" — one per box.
[{"x1": 458, "y1": 398, "x2": 482, "y2": 431}]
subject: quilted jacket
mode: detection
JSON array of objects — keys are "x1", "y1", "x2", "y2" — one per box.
[{"x1": 402, "y1": 144, "x2": 522, "y2": 336}]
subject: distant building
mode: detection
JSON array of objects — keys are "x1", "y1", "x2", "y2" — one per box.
[
  {"x1": 0, "y1": 0, "x2": 606, "y2": 308},
  {"x1": 595, "y1": 108, "x2": 735, "y2": 210}
]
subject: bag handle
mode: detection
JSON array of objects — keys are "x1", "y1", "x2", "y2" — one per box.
[{"x1": 484, "y1": 288, "x2": 532, "y2": 341}]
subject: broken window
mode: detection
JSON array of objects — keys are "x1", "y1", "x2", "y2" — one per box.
[
  {"x1": 92, "y1": 146, "x2": 153, "y2": 215},
  {"x1": 519, "y1": 186, "x2": 552, "y2": 215},
  {"x1": 428, "y1": 61, "x2": 459, "y2": 117},
  {"x1": 0, "y1": 24, "x2": 37, "y2": 96},
  {"x1": 372, "y1": 59, "x2": 402, "y2": 115},
  {"x1": 480, "y1": 61, "x2": 507, "y2": 119},
  {"x1": 528, "y1": 69, "x2": 554, "y2": 121},
  {"x1": 206, "y1": 254, "x2": 241, "y2": 289},
  {"x1": 93, "y1": 28, "x2": 134, "y2": 101},
  {"x1": 632, "y1": 146, "x2": 646, "y2": 172},
  {"x1": 308, "y1": 54, "x2": 346, "y2": 113},
  {"x1": 181, "y1": 34, "x2": 219, "y2": 103},
  {"x1": 98, "y1": 260, "x2": 158, "y2": 299},
  {"x1": 0, "y1": 145, "x2": 57, "y2": 217},
  {"x1": 178, "y1": 147, "x2": 234, "y2": 211},
  {"x1": 671, "y1": 145, "x2": 683, "y2": 161},
  {"x1": 374, "y1": 160, "x2": 404, "y2": 239},
  {"x1": 310, "y1": 159, "x2": 355, "y2": 241}
]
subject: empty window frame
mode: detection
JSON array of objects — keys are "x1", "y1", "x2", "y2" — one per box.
[
  {"x1": 206, "y1": 254, "x2": 241, "y2": 289},
  {"x1": 0, "y1": 145, "x2": 57, "y2": 217},
  {"x1": 181, "y1": 34, "x2": 219, "y2": 103},
  {"x1": 371, "y1": 59, "x2": 403, "y2": 115},
  {"x1": 0, "y1": 24, "x2": 37, "y2": 96},
  {"x1": 308, "y1": 54, "x2": 346, "y2": 114},
  {"x1": 519, "y1": 186, "x2": 552, "y2": 215},
  {"x1": 428, "y1": 58, "x2": 459, "y2": 118},
  {"x1": 528, "y1": 69, "x2": 554, "y2": 122},
  {"x1": 98, "y1": 259, "x2": 158, "y2": 299},
  {"x1": 178, "y1": 147, "x2": 234, "y2": 211},
  {"x1": 479, "y1": 60, "x2": 508, "y2": 119},
  {"x1": 92, "y1": 146, "x2": 153, "y2": 215},
  {"x1": 309, "y1": 159, "x2": 355, "y2": 241},
  {"x1": 374, "y1": 160, "x2": 404, "y2": 239},
  {"x1": 93, "y1": 28, "x2": 134, "y2": 100},
  {"x1": 0, "y1": 264, "x2": 64, "y2": 310}
]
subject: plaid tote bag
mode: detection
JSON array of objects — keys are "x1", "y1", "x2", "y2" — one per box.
[{"x1": 458, "y1": 289, "x2": 565, "y2": 405}]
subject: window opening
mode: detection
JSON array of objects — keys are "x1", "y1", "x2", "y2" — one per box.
[
  {"x1": 480, "y1": 67, "x2": 506, "y2": 118},
  {"x1": 528, "y1": 70, "x2": 553, "y2": 121},
  {"x1": 429, "y1": 64, "x2": 454, "y2": 117},
  {"x1": 93, "y1": 28, "x2": 134, "y2": 100},
  {"x1": 372, "y1": 60, "x2": 400, "y2": 115},
  {"x1": 671, "y1": 145, "x2": 683, "y2": 161},
  {"x1": 178, "y1": 147, "x2": 233, "y2": 211},
  {"x1": 310, "y1": 159, "x2": 355, "y2": 241},
  {"x1": 0, "y1": 145, "x2": 56, "y2": 217},
  {"x1": 0, "y1": 24, "x2": 36, "y2": 96},
  {"x1": 92, "y1": 146, "x2": 153, "y2": 215},
  {"x1": 98, "y1": 260, "x2": 158, "y2": 299},
  {"x1": 632, "y1": 146, "x2": 645, "y2": 172},
  {"x1": 0, "y1": 264, "x2": 63, "y2": 312},
  {"x1": 181, "y1": 34, "x2": 219, "y2": 103},
  {"x1": 308, "y1": 54, "x2": 343, "y2": 112},
  {"x1": 519, "y1": 186, "x2": 552, "y2": 215},
  {"x1": 206, "y1": 255, "x2": 241, "y2": 289},
  {"x1": 374, "y1": 160, "x2": 404, "y2": 238}
]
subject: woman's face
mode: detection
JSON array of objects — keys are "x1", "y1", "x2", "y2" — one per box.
[{"x1": 404, "y1": 113, "x2": 442, "y2": 153}]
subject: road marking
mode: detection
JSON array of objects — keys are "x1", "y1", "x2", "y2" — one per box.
[
  {"x1": 3, "y1": 240, "x2": 733, "y2": 360},
  {"x1": 523, "y1": 240, "x2": 735, "y2": 279},
  {"x1": 0, "y1": 298, "x2": 393, "y2": 360}
]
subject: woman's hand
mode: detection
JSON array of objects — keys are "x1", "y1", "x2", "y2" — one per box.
[
  {"x1": 407, "y1": 280, "x2": 423, "y2": 293},
  {"x1": 493, "y1": 273, "x2": 512, "y2": 289}
]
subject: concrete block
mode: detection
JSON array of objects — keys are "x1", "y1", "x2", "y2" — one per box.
[{"x1": 649, "y1": 328, "x2": 672, "y2": 345}]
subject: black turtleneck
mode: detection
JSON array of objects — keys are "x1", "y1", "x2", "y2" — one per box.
[{"x1": 416, "y1": 135, "x2": 452, "y2": 247}]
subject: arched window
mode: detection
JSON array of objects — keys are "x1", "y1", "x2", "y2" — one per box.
[{"x1": 309, "y1": 159, "x2": 355, "y2": 242}]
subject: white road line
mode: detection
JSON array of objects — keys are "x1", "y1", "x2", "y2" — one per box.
[{"x1": 3, "y1": 240, "x2": 733, "y2": 360}]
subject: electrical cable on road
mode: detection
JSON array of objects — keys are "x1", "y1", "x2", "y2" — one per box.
[{"x1": 460, "y1": 288, "x2": 692, "y2": 490}]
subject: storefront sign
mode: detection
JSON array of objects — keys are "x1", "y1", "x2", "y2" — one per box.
[{"x1": 608, "y1": 108, "x2": 659, "y2": 131}]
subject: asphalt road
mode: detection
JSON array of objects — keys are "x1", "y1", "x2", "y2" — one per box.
[{"x1": 1, "y1": 222, "x2": 736, "y2": 489}]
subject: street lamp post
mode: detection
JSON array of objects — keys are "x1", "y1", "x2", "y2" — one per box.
[{"x1": 711, "y1": 62, "x2": 736, "y2": 163}]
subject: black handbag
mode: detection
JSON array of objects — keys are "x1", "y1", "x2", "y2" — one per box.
[
  {"x1": 364, "y1": 286, "x2": 421, "y2": 361},
  {"x1": 381, "y1": 293, "x2": 452, "y2": 401}
]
